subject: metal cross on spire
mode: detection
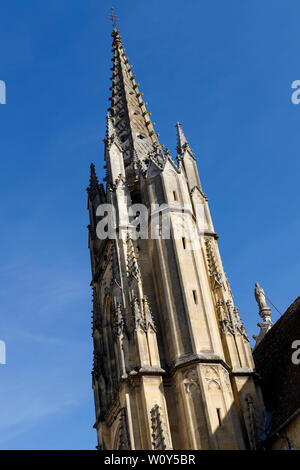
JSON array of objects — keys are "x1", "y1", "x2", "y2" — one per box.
[{"x1": 107, "y1": 7, "x2": 119, "y2": 30}]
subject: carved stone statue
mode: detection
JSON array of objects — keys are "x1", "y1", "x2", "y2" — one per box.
[
  {"x1": 253, "y1": 282, "x2": 273, "y2": 348},
  {"x1": 254, "y1": 282, "x2": 269, "y2": 311}
]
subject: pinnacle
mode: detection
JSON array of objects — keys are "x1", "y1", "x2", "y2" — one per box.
[
  {"x1": 88, "y1": 163, "x2": 99, "y2": 192},
  {"x1": 176, "y1": 122, "x2": 188, "y2": 150},
  {"x1": 176, "y1": 121, "x2": 194, "y2": 157}
]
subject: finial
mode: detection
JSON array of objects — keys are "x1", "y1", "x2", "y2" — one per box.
[
  {"x1": 107, "y1": 7, "x2": 119, "y2": 31},
  {"x1": 253, "y1": 282, "x2": 273, "y2": 348}
]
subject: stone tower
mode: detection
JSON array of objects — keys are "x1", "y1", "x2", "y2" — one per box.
[{"x1": 87, "y1": 25, "x2": 264, "y2": 450}]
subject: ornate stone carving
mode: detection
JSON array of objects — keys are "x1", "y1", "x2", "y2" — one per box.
[
  {"x1": 126, "y1": 236, "x2": 141, "y2": 282},
  {"x1": 113, "y1": 302, "x2": 125, "y2": 338},
  {"x1": 205, "y1": 238, "x2": 224, "y2": 290},
  {"x1": 131, "y1": 297, "x2": 144, "y2": 331},
  {"x1": 216, "y1": 299, "x2": 229, "y2": 334},
  {"x1": 119, "y1": 407, "x2": 131, "y2": 450},
  {"x1": 88, "y1": 223, "x2": 96, "y2": 241},
  {"x1": 136, "y1": 157, "x2": 148, "y2": 177},
  {"x1": 183, "y1": 368, "x2": 200, "y2": 394},
  {"x1": 143, "y1": 296, "x2": 156, "y2": 332},
  {"x1": 226, "y1": 300, "x2": 238, "y2": 333},
  {"x1": 233, "y1": 306, "x2": 248, "y2": 338},
  {"x1": 216, "y1": 299, "x2": 248, "y2": 339},
  {"x1": 150, "y1": 404, "x2": 167, "y2": 450},
  {"x1": 147, "y1": 144, "x2": 167, "y2": 171},
  {"x1": 203, "y1": 365, "x2": 221, "y2": 390},
  {"x1": 112, "y1": 173, "x2": 126, "y2": 190},
  {"x1": 131, "y1": 296, "x2": 156, "y2": 333}
]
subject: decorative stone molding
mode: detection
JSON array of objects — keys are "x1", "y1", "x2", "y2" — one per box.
[
  {"x1": 183, "y1": 368, "x2": 200, "y2": 394},
  {"x1": 222, "y1": 368, "x2": 231, "y2": 390},
  {"x1": 203, "y1": 365, "x2": 221, "y2": 390},
  {"x1": 150, "y1": 404, "x2": 167, "y2": 450}
]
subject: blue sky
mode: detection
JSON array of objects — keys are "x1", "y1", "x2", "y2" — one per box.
[{"x1": 0, "y1": 0, "x2": 299, "y2": 449}]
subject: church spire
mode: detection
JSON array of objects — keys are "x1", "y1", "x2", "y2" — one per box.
[
  {"x1": 108, "y1": 26, "x2": 160, "y2": 165},
  {"x1": 88, "y1": 20, "x2": 265, "y2": 451}
]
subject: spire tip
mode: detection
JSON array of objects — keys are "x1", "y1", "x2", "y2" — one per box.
[{"x1": 107, "y1": 7, "x2": 119, "y2": 31}]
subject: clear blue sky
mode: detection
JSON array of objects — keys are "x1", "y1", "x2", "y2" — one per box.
[{"x1": 0, "y1": 0, "x2": 299, "y2": 450}]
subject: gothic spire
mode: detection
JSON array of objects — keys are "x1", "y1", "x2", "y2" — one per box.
[{"x1": 108, "y1": 27, "x2": 160, "y2": 164}]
